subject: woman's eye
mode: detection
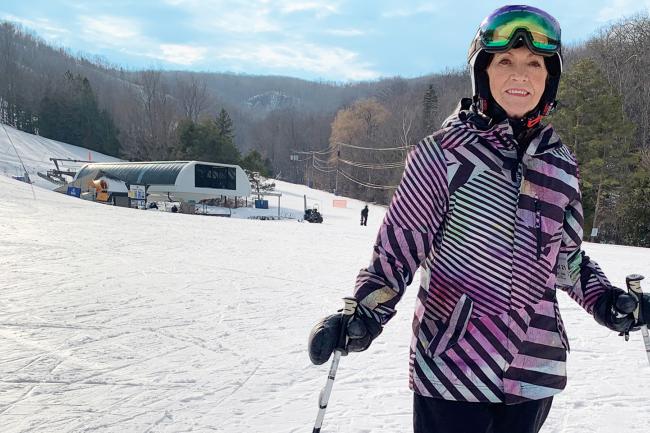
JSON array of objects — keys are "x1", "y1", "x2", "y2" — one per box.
[
  {"x1": 499, "y1": 59, "x2": 511, "y2": 65},
  {"x1": 529, "y1": 61, "x2": 542, "y2": 68}
]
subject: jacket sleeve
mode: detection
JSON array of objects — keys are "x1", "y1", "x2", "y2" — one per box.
[
  {"x1": 555, "y1": 189, "x2": 611, "y2": 314},
  {"x1": 353, "y1": 136, "x2": 449, "y2": 324}
]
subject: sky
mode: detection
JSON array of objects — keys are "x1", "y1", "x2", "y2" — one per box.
[
  {"x1": 1, "y1": 124, "x2": 650, "y2": 432},
  {"x1": 1, "y1": 0, "x2": 649, "y2": 82}
]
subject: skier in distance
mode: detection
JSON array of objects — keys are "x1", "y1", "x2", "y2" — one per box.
[{"x1": 361, "y1": 204, "x2": 369, "y2": 226}]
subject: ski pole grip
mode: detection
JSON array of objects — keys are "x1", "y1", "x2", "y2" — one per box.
[
  {"x1": 337, "y1": 297, "x2": 358, "y2": 352},
  {"x1": 626, "y1": 274, "x2": 645, "y2": 322}
]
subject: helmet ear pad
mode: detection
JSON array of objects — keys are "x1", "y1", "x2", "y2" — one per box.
[
  {"x1": 471, "y1": 51, "x2": 493, "y2": 110},
  {"x1": 472, "y1": 51, "x2": 508, "y2": 120},
  {"x1": 544, "y1": 55, "x2": 561, "y2": 77},
  {"x1": 540, "y1": 54, "x2": 561, "y2": 115}
]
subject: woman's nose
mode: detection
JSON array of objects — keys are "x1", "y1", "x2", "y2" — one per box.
[{"x1": 510, "y1": 66, "x2": 529, "y2": 81}]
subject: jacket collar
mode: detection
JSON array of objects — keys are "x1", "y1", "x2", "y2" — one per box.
[{"x1": 447, "y1": 110, "x2": 563, "y2": 156}]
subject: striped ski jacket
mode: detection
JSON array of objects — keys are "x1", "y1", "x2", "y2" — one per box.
[{"x1": 353, "y1": 111, "x2": 613, "y2": 404}]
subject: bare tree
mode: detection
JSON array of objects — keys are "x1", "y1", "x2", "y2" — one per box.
[
  {"x1": 588, "y1": 14, "x2": 650, "y2": 149},
  {"x1": 175, "y1": 74, "x2": 210, "y2": 122},
  {"x1": 0, "y1": 23, "x2": 19, "y2": 125},
  {"x1": 328, "y1": 98, "x2": 398, "y2": 201},
  {"x1": 136, "y1": 69, "x2": 178, "y2": 160}
]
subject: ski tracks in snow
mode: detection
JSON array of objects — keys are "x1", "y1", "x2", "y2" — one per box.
[{"x1": 3, "y1": 175, "x2": 649, "y2": 432}]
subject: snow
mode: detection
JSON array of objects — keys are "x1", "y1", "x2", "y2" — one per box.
[{"x1": 1, "y1": 124, "x2": 650, "y2": 432}]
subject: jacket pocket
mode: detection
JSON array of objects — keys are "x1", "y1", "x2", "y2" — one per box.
[
  {"x1": 553, "y1": 300, "x2": 570, "y2": 352},
  {"x1": 425, "y1": 294, "x2": 474, "y2": 358}
]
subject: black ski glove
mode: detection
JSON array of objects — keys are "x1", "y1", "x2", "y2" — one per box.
[
  {"x1": 308, "y1": 303, "x2": 382, "y2": 365},
  {"x1": 593, "y1": 288, "x2": 650, "y2": 332}
]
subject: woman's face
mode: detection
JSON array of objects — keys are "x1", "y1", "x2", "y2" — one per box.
[{"x1": 486, "y1": 46, "x2": 548, "y2": 118}]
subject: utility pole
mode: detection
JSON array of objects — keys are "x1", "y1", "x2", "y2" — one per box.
[
  {"x1": 334, "y1": 148, "x2": 340, "y2": 196},
  {"x1": 290, "y1": 153, "x2": 299, "y2": 183}
]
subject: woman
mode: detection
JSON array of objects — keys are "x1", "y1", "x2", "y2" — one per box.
[{"x1": 309, "y1": 5, "x2": 649, "y2": 433}]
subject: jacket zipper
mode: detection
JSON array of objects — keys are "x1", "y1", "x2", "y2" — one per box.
[{"x1": 534, "y1": 197, "x2": 542, "y2": 259}]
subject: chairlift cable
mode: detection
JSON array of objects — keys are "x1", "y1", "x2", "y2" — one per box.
[
  {"x1": 337, "y1": 168, "x2": 398, "y2": 190},
  {"x1": 337, "y1": 158, "x2": 404, "y2": 169},
  {"x1": 2, "y1": 123, "x2": 36, "y2": 199},
  {"x1": 333, "y1": 141, "x2": 414, "y2": 151}
]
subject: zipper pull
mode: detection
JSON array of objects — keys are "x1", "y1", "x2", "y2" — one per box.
[{"x1": 535, "y1": 197, "x2": 542, "y2": 259}]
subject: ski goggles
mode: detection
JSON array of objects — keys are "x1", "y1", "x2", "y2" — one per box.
[{"x1": 478, "y1": 5, "x2": 561, "y2": 56}]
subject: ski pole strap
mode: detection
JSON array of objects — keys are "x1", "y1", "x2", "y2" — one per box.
[
  {"x1": 626, "y1": 274, "x2": 650, "y2": 365},
  {"x1": 626, "y1": 274, "x2": 645, "y2": 323},
  {"x1": 337, "y1": 297, "x2": 357, "y2": 352}
]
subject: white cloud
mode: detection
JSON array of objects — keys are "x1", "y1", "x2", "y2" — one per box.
[
  {"x1": 162, "y1": 0, "x2": 343, "y2": 33},
  {"x1": 156, "y1": 1, "x2": 374, "y2": 79},
  {"x1": 78, "y1": 14, "x2": 206, "y2": 66},
  {"x1": 156, "y1": 44, "x2": 208, "y2": 65},
  {"x1": 214, "y1": 41, "x2": 379, "y2": 81},
  {"x1": 326, "y1": 28, "x2": 364, "y2": 37},
  {"x1": 164, "y1": 0, "x2": 340, "y2": 18},
  {"x1": 161, "y1": 0, "x2": 279, "y2": 33},
  {"x1": 1, "y1": 14, "x2": 70, "y2": 40},
  {"x1": 381, "y1": 3, "x2": 439, "y2": 18},
  {"x1": 78, "y1": 15, "x2": 141, "y2": 42},
  {"x1": 276, "y1": 0, "x2": 341, "y2": 18},
  {"x1": 203, "y1": 8, "x2": 281, "y2": 33},
  {"x1": 597, "y1": 0, "x2": 650, "y2": 22}
]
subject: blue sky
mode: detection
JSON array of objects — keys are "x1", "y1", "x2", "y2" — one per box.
[{"x1": 1, "y1": 1, "x2": 649, "y2": 82}]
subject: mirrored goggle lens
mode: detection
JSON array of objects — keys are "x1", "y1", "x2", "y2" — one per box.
[{"x1": 480, "y1": 10, "x2": 560, "y2": 52}]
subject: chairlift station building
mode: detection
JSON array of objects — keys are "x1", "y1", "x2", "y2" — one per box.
[{"x1": 73, "y1": 161, "x2": 251, "y2": 202}]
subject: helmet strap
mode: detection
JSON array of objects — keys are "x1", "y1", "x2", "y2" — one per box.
[{"x1": 526, "y1": 114, "x2": 542, "y2": 128}]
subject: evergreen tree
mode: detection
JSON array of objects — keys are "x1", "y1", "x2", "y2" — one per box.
[
  {"x1": 214, "y1": 108, "x2": 234, "y2": 142},
  {"x1": 246, "y1": 169, "x2": 276, "y2": 199},
  {"x1": 615, "y1": 168, "x2": 650, "y2": 247},
  {"x1": 176, "y1": 119, "x2": 213, "y2": 161},
  {"x1": 551, "y1": 58, "x2": 636, "y2": 240},
  {"x1": 422, "y1": 84, "x2": 439, "y2": 135},
  {"x1": 176, "y1": 111, "x2": 240, "y2": 165},
  {"x1": 240, "y1": 150, "x2": 271, "y2": 177},
  {"x1": 38, "y1": 72, "x2": 120, "y2": 157},
  {"x1": 12, "y1": 98, "x2": 37, "y2": 134},
  {"x1": 213, "y1": 108, "x2": 239, "y2": 164},
  {"x1": 96, "y1": 109, "x2": 120, "y2": 156}
]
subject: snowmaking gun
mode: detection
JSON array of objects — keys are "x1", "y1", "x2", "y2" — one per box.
[
  {"x1": 623, "y1": 274, "x2": 650, "y2": 365},
  {"x1": 90, "y1": 179, "x2": 110, "y2": 202}
]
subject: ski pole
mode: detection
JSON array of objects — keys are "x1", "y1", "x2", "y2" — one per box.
[
  {"x1": 625, "y1": 274, "x2": 650, "y2": 365},
  {"x1": 312, "y1": 297, "x2": 357, "y2": 433}
]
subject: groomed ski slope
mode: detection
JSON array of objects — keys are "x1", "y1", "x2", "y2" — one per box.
[{"x1": 1, "y1": 125, "x2": 649, "y2": 432}]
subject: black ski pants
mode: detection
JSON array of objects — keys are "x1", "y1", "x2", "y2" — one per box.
[{"x1": 413, "y1": 394, "x2": 553, "y2": 433}]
